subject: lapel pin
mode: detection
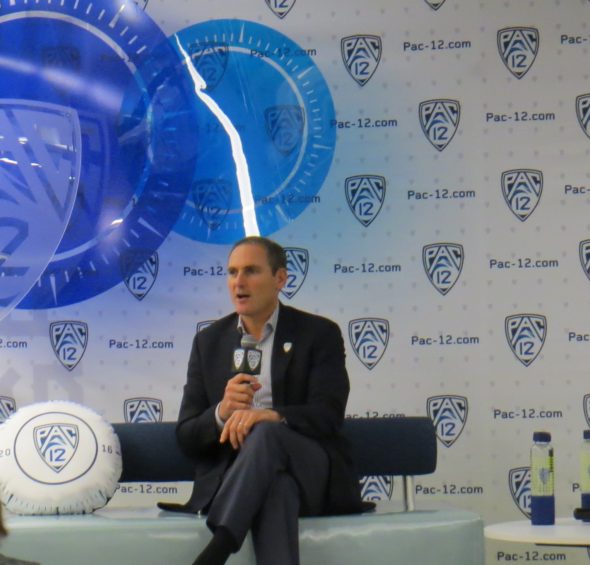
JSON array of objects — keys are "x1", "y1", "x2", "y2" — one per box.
[{"x1": 283, "y1": 342, "x2": 292, "y2": 353}]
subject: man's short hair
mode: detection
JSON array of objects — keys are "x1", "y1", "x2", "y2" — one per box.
[{"x1": 230, "y1": 236, "x2": 287, "y2": 274}]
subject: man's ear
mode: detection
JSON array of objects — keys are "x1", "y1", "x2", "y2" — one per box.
[{"x1": 275, "y1": 267, "x2": 288, "y2": 290}]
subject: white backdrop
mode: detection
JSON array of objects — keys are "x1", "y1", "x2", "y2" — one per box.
[{"x1": 2, "y1": 1, "x2": 590, "y2": 563}]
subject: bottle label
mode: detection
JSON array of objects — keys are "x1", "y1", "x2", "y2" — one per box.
[{"x1": 531, "y1": 459, "x2": 554, "y2": 496}]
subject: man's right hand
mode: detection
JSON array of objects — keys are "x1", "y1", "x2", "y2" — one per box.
[{"x1": 218, "y1": 374, "x2": 261, "y2": 422}]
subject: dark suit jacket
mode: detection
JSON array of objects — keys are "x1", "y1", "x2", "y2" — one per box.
[{"x1": 174, "y1": 303, "x2": 364, "y2": 516}]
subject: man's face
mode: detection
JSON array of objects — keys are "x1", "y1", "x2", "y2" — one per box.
[{"x1": 227, "y1": 243, "x2": 286, "y2": 324}]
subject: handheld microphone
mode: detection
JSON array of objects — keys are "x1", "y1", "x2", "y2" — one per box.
[{"x1": 232, "y1": 334, "x2": 262, "y2": 375}]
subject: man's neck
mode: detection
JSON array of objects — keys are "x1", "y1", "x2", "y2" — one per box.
[{"x1": 240, "y1": 304, "x2": 279, "y2": 340}]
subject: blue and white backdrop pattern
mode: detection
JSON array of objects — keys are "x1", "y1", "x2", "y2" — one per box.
[{"x1": 2, "y1": 1, "x2": 590, "y2": 561}]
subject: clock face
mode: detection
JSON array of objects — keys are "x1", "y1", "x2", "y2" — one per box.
[
  {"x1": 0, "y1": 0, "x2": 200, "y2": 309},
  {"x1": 172, "y1": 19, "x2": 337, "y2": 244}
]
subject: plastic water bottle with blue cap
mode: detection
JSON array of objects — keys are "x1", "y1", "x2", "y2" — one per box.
[{"x1": 530, "y1": 430, "x2": 555, "y2": 525}]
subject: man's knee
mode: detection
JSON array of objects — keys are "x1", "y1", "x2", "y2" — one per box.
[{"x1": 242, "y1": 421, "x2": 285, "y2": 454}]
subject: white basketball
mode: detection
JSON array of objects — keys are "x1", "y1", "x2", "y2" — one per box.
[{"x1": 0, "y1": 401, "x2": 122, "y2": 515}]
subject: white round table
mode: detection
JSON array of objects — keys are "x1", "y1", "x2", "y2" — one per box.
[{"x1": 485, "y1": 518, "x2": 590, "y2": 546}]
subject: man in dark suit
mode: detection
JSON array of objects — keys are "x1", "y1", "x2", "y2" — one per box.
[{"x1": 175, "y1": 236, "x2": 363, "y2": 565}]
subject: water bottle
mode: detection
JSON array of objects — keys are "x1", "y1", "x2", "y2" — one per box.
[
  {"x1": 530, "y1": 430, "x2": 555, "y2": 525},
  {"x1": 580, "y1": 430, "x2": 590, "y2": 509}
]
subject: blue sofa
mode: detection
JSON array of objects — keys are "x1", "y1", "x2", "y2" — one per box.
[{"x1": 2, "y1": 417, "x2": 484, "y2": 565}]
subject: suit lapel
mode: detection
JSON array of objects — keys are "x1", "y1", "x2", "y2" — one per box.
[{"x1": 271, "y1": 305, "x2": 295, "y2": 407}]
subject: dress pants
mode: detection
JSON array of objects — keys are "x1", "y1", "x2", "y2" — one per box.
[{"x1": 206, "y1": 421, "x2": 330, "y2": 565}]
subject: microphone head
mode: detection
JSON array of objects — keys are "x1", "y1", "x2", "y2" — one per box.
[{"x1": 241, "y1": 334, "x2": 258, "y2": 348}]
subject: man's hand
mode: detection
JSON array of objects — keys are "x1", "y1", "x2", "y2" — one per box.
[
  {"x1": 220, "y1": 408, "x2": 281, "y2": 449},
  {"x1": 218, "y1": 373, "x2": 262, "y2": 422}
]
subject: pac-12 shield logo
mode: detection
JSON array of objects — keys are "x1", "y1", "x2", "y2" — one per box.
[
  {"x1": 349, "y1": 318, "x2": 389, "y2": 370},
  {"x1": 341, "y1": 35, "x2": 382, "y2": 87},
  {"x1": 265, "y1": 0, "x2": 296, "y2": 18},
  {"x1": 505, "y1": 314, "x2": 547, "y2": 367},
  {"x1": 121, "y1": 251, "x2": 159, "y2": 301},
  {"x1": 0, "y1": 397, "x2": 16, "y2": 423},
  {"x1": 501, "y1": 170, "x2": 543, "y2": 222},
  {"x1": 49, "y1": 321, "x2": 88, "y2": 371},
  {"x1": 427, "y1": 395, "x2": 468, "y2": 447},
  {"x1": 509, "y1": 467, "x2": 531, "y2": 517},
  {"x1": 189, "y1": 42, "x2": 229, "y2": 91},
  {"x1": 360, "y1": 475, "x2": 394, "y2": 501},
  {"x1": 264, "y1": 105, "x2": 305, "y2": 155},
  {"x1": 578, "y1": 240, "x2": 590, "y2": 282},
  {"x1": 191, "y1": 179, "x2": 232, "y2": 231},
  {"x1": 124, "y1": 398, "x2": 163, "y2": 423},
  {"x1": 34, "y1": 423, "x2": 79, "y2": 473},
  {"x1": 345, "y1": 175, "x2": 386, "y2": 227},
  {"x1": 583, "y1": 394, "x2": 590, "y2": 428},
  {"x1": 423, "y1": 243, "x2": 464, "y2": 295},
  {"x1": 281, "y1": 248, "x2": 309, "y2": 299},
  {"x1": 576, "y1": 94, "x2": 590, "y2": 139},
  {"x1": 424, "y1": 0, "x2": 446, "y2": 9},
  {"x1": 497, "y1": 27, "x2": 539, "y2": 79},
  {"x1": 419, "y1": 99, "x2": 460, "y2": 152}
]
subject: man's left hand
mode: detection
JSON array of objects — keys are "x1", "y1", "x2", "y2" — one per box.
[{"x1": 220, "y1": 408, "x2": 281, "y2": 449}]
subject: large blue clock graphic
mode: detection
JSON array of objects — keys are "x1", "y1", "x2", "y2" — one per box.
[
  {"x1": 172, "y1": 19, "x2": 337, "y2": 244},
  {"x1": 0, "y1": 0, "x2": 200, "y2": 308}
]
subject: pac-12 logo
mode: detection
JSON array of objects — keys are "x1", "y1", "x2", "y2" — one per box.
[
  {"x1": 345, "y1": 175, "x2": 386, "y2": 227},
  {"x1": 349, "y1": 318, "x2": 389, "y2": 370},
  {"x1": 501, "y1": 170, "x2": 543, "y2": 222},
  {"x1": 34, "y1": 423, "x2": 79, "y2": 473},
  {"x1": 281, "y1": 248, "x2": 309, "y2": 299},
  {"x1": 583, "y1": 394, "x2": 590, "y2": 428},
  {"x1": 578, "y1": 240, "x2": 590, "y2": 282},
  {"x1": 341, "y1": 35, "x2": 382, "y2": 87},
  {"x1": 189, "y1": 43, "x2": 229, "y2": 91},
  {"x1": 191, "y1": 179, "x2": 232, "y2": 231},
  {"x1": 427, "y1": 395, "x2": 468, "y2": 447},
  {"x1": 505, "y1": 314, "x2": 547, "y2": 367},
  {"x1": 360, "y1": 475, "x2": 394, "y2": 501},
  {"x1": 0, "y1": 397, "x2": 16, "y2": 423},
  {"x1": 265, "y1": 0, "x2": 296, "y2": 18},
  {"x1": 49, "y1": 321, "x2": 88, "y2": 371},
  {"x1": 497, "y1": 27, "x2": 539, "y2": 79},
  {"x1": 121, "y1": 251, "x2": 158, "y2": 301},
  {"x1": 124, "y1": 398, "x2": 163, "y2": 423},
  {"x1": 576, "y1": 94, "x2": 590, "y2": 139},
  {"x1": 509, "y1": 467, "x2": 531, "y2": 517},
  {"x1": 424, "y1": 0, "x2": 446, "y2": 9},
  {"x1": 419, "y1": 99, "x2": 460, "y2": 151},
  {"x1": 423, "y1": 243, "x2": 464, "y2": 295},
  {"x1": 265, "y1": 105, "x2": 305, "y2": 155}
]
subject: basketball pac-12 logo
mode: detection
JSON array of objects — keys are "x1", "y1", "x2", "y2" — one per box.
[
  {"x1": 427, "y1": 395, "x2": 468, "y2": 447},
  {"x1": 576, "y1": 94, "x2": 590, "y2": 139},
  {"x1": 265, "y1": 0, "x2": 296, "y2": 18},
  {"x1": 281, "y1": 247, "x2": 309, "y2": 299},
  {"x1": 121, "y1": 251, "x2": 159, "y2": 301},
  {"x1": 360, "y1": 475, "x2": 394, "y2": 501},
  {"x1": 505, "y1": 314, "x2": 547, "y2": 367},
  {"x1": 265, "y1": 105, "x2": 305, "y2": 155},
  {"x1": 124, "y1": 398, "x2": 163, "y2": 423},
  {"x1": 345, "y1": 175, "x2": 386, "y2": 227},
  {"x1": 34, "y1": 423, "x2": 79, "y2": 473},
  {"x1": 349, "y1": 318, "x2": 389, "y2": 370},
  {"x1": 341, "y1": 35, "x2": 382, "y2": 87},
  {"x1": 49, "y1": 321, "x2": 88, "y2": 371},
  {"x1": 423, "y1": 243, "x2": 464, "y2": 295},
  {"x1": 192, "y1": 179, "x2": 231, "y2": 231},
  {"x1": 0, "y1": 397, "x2": 16, "y2": 423},
  {"x1": 188, "y1": 42, "x2": 229, "y2": 91},
  {"x1": 497, "y1": 27, "x2": 539, "y2": 79},
  {"x1": 419, "y1": 99, "x2": 460, "y2": 151},
  {"x1": 509, "y1": 467, "x2": 531, "y2": 517},
  {"x1": 501, "y1": 170, "x2": 543, "y2": 222}
]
